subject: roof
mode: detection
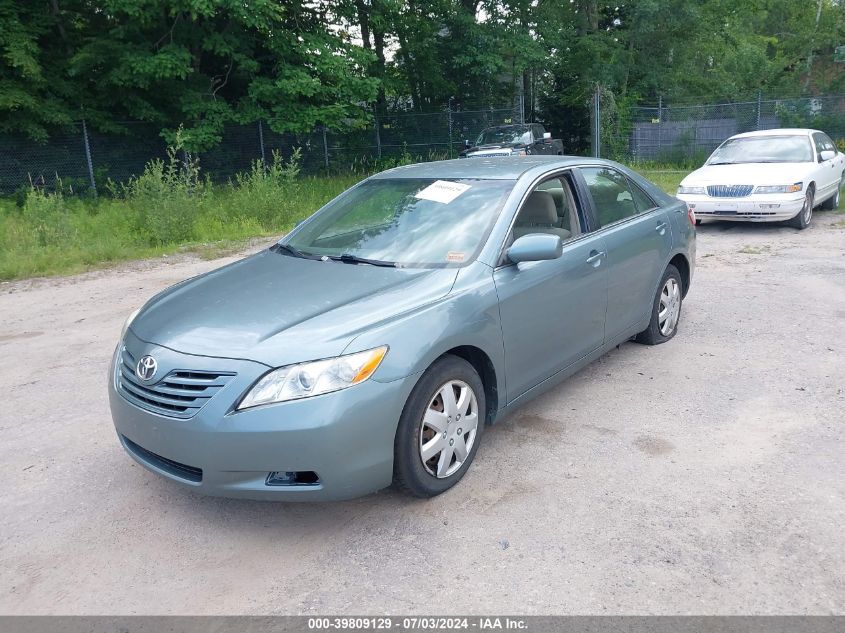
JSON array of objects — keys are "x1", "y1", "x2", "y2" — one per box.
[
  {"x1": 731, "y1": 128, "x2": 821, "y2": 139},
  {"x1": 369, "y1": 156, "x2": 605, "y2": 181}
]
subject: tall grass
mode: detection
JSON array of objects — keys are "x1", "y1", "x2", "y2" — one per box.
[
  {"x1": 0, "y1": 145, "x2": 684, "y2": 280},
  {"x1": 0, "y1": 148, "x2": 360, "y2": 280}
]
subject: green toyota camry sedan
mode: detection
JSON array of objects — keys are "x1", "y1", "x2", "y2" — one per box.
[{"x1": 109, "y1": 156, "x2": 696, "y2": 500}]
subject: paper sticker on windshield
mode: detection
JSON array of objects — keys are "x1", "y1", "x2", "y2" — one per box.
[
  {"x1": 446, "y1": 251, "x2": 465, "y2": 263},
  {"x1": 415, "y1": 180, "x2": 471, "y2": 204}
]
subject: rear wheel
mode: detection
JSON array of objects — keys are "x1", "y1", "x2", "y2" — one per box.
[
  {"x1": 788, "y1": 187, "x2": 814, "y2": 229},
  {"x1": 393, "y1": 355, "x2": 485, "y2": 498},
  {"x1": 635, "y1": 265, "x2": 683, "y2": 346}
]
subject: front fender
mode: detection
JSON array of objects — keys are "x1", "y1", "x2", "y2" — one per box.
[{"x1": 341, "y1": 262, "x2": 506, "y2": 412}]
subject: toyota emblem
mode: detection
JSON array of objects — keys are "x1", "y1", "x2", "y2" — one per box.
[{"x1": 136, "y1": 355, "x2": 158, "y2": 381}]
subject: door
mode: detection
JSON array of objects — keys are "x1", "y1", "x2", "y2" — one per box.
[
  {"x1": 812, "y1": 132, "x2": 842, "y2": 201},
  {"x1": 578, "y1": 166, "x2": 674, "y2": 341},
  {"x1": 494, "y1": 173, "x2": 608, "y2": 401}
]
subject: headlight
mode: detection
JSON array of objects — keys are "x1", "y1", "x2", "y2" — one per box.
[
  {"x1": 677, "y1": 185, "x2": 706, "y2": 195},
  {"x1": 237, "y1": 346, "x2": 388, "y2": 410},
  {"x1": 754, "y1": 182, "x2": 802, "y2": 194},
  {"x1": 120, "y1": 308, "x2": 140, "y2": 341},
  {"x1": 511, "y1": 149, "x2": 527, "y2": 156}
]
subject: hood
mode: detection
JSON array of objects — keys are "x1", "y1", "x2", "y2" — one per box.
[
  {"x1": 130, "y1": 250, "x2": 459, "y2": 367},
  {"x1": 683, "y1": 162, "x2": 815, "y2": 186}
]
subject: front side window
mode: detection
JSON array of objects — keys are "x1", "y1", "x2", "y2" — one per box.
[
  {"x1": 580, "y1": 167, "x2": 643, "y2": 228},
  {"x1": 814, "y1": 133, "x2": 836, "y2": 156},
  {"x1": 284, "y1": 178, "x2": 515, "y2": 268},
  {"x1": 707, "y1": 135, "x2": 813, "y2": 164},
  {"x1": 511, "y1": 175, "x2": 582, "y2": 242}
]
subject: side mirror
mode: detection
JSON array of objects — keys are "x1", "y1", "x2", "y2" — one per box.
[
  {"x1": 543, "y1": 132, "x2": 552, "y2": 139},
  {"x1": 507, "y1": 234, "x2": 562, "y2": 264},
  {"x1": 820, "y1": 149, "x2": 836, "y2": 162}
]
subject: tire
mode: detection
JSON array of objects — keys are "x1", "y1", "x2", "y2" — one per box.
[
  {"x1": 821, "y1": 174, "x2": 843, "y2": 210},
  {"x1": 695, "y1": 218, "x2": 702, "y2": 226},
  {"x1": 393, "y1": 355, "x2": 485, "y2": 498},
  {"x1": 635, "y1": 264, "x2": 683, "y2": 346},
  {"x1": 788, "y1": 187, "x2": 814, "y2": 229}
]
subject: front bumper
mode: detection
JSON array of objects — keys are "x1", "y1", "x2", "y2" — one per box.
[
  {"x1": 678, "y1": 193, "x2": 805, "y2": 222},
  {"x1": 108, "y1": 332, "x2": 417, "y2": 501}
]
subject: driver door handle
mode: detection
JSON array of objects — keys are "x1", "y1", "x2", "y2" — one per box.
[
  {"x1": 586, "y1": 250, "x2": 605, "y2": 266},
  {"x1": 656, "y1": 221, "x2": 668, "y2": 234}
]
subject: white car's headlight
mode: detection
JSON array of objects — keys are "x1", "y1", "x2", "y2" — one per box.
[
  {"x1": 120, "y1": 308, "x2": 140, "y2": 341},
  {"x1": 754, "y1": 182, "x2": 803, "y2": 194},
  {"x1": 677, "y1": 185, "x2": 706, "y2": 195},
  {"x1": 237, "y1": 346, "x2": 389, "y2": 410}
]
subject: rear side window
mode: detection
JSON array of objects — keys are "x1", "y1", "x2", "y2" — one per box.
[
  {"x1": 630, "y1": 181, "x2": 657, "y2": 213},
  {"x1": 581, "y1": 167, "x2": 649, "y2": 227}
]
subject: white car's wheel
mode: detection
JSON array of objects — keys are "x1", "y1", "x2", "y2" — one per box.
[{"x1": 789, "y1": 187, "x2": 814, "y2": 230}]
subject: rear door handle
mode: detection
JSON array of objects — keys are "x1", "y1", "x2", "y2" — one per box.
[
  {"x1": 656, "y1": 221, "x2": 668, "y2": 234},
  {"x1": 586, "y1": 250, "x2": 605, "y2": 266}
]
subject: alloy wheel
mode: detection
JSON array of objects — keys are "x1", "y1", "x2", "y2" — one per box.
[
  {"x1": 658, "y1": 278, "x2": 681, "y2": 336},
  {"x1": 419, "y1": 380, "x2": 479, "y2": 478},
  {"x1": 803, "y1": 190, "x2": 813, "y2": 224}
]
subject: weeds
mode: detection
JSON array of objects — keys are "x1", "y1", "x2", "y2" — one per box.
[
  {"x1": 0, "y1": 143, "x2": 683, "y2": 280},
  {"x1": 738, "y1": 244, "x2": 771, "y2": 255}
]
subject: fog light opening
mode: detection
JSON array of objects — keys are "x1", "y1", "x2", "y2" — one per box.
[{"x1": 266, "y1": 471, "x2": 320, "y2": 486}]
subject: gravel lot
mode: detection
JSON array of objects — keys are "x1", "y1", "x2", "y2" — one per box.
[{"x1": 1, "y1": 213, "x2": 843, "y2": 615}]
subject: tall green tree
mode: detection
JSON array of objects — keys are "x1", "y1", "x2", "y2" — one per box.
[{"x1": 1, "y1": 0, "x2": 378, "y2": 149}]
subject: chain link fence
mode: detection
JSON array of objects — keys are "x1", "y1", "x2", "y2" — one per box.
[
  {"x1": 594, "y1": 91, "x2": 845, "y2": 164},
  {"x1": 0, "y1": 101, "x2": 524, "y2": 195},
  {"x1": 6, "y1": 93, "x2": 845, "y2": 195}
]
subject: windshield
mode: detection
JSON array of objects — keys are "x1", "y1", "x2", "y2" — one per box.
[
  {"x1": 476, "y1": 126, "x2": 531, "y2": 146},
  {"x1": 707, "y1": 135, "x2": 813, "y2": 165},
  {"x1": 282, "y1": 178, "x2": 515, "y2": 268}
]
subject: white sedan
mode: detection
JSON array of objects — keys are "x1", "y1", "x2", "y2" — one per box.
[{"x1": 676, "y1": 128, "x2": 845, "y2": 229}]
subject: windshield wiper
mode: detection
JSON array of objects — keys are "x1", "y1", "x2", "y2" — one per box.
[
  {"x1": 328, "y1": 253, "x2": 397, "y2": 268},
  {"x1": 271, "y1": 243, "x2": 322, "y2": 260}
]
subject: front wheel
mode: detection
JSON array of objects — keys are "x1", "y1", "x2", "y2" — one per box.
[
  {"x1": 788, "y1": 187, "x2": 814, "y2": 229},
  {"x1": 393, "y1": 355, "x2": 485, "y2": 498},
  {"x1": 635, "y1": 264, "x2": 683, "y2": 345}
]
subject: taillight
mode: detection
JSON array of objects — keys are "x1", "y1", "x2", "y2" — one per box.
[{"x1": 687, "y1": 205, "x2": 696, "y2": 227}]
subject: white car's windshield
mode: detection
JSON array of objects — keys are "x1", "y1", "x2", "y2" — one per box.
[
  {"x1": 476, "y1": 126, "x2": 531, "y2": 145},
  {"x1": 283, "y1": 178, "x2": 514, "y2": 268},
  {"x1": 707, "y1": 135, "x2": 813, "y2": 165}
]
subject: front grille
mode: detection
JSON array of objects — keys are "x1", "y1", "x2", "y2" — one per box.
[
  {"x1": 117, "y1": 347, "x2": 235, "y2": 419},
  {"x1": 123, "y1": 436, "x2": 203, "y2": 482},
  {"x1": 707, "y1": 184, "x2": 754, "y2": 198}
]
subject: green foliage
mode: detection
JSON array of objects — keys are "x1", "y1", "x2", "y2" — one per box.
[
  {"x1": 3, "y1": 0, "x2": 845, "y2": 180},
  {"x1": 0, "y1": 154, "x2": 681, "y2": 281},
  {"x1": 21, "y1": 187, "x2": 76, "y2": 248},
  {"x1": 229, "y1": 148, "x2": 303, "y2": 227},
  {"x1": 0, "y1": 143, "x2": 357, "y2": 279},
  {"x1": 0, "y1": 0, "x2": 377, "y2": 147}
]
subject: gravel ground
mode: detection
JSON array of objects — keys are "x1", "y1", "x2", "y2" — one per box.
[{"x1": 1, "y1": 213, "x2": 843, "y2": 615}]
